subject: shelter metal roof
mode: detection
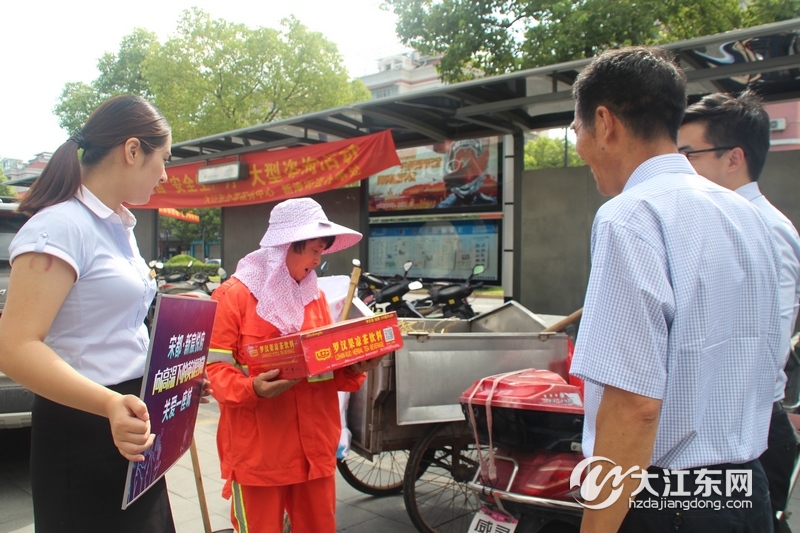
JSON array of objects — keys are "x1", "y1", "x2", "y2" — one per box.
[
  {"x1": 164, "y1": 17, "x2": 800, "y2": 167},
  {"x1": 5, "y1": 17, "x2": 800, "y2": 189}
]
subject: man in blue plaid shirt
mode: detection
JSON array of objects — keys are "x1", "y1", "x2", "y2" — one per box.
[{"x1": 570, "y1": 47, "x2": 782, "y2": 532}]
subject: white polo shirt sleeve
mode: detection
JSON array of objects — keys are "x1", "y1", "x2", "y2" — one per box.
[{"x1": 9, "y1": 202, "x2": 90, "y2": 279}]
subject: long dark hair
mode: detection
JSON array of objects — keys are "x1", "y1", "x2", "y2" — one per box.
[{"x1": 17, "y1": 95, "x2": 171, "y2": 216}]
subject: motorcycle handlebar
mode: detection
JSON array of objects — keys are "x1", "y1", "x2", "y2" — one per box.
[{"x1": 360, "y1": 272, "x2": 390, "y2": 289}]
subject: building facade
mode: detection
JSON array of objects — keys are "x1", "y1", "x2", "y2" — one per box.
[
  {"x1": 768, "y1": 101, "x2": 800, "y2": 151},
  {"x1": 359, "y1": 51, "x2": 444, "y2": 100},
  {"x1": 2, "y1": 153, "x2": 51, "y2": 182}
]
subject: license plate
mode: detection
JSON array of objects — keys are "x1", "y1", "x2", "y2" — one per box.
[{"x1": 467, "y1": 507, "x2": 518, "y2": 532}]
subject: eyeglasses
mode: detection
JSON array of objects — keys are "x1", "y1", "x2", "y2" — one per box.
[{"x1": 679, "y1": 146, "x2": 738, "y2": 158}]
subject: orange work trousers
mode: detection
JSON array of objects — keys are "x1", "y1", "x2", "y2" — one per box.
[{"x1": 230, "y1": 475, "x2": 336, "y2": 533}]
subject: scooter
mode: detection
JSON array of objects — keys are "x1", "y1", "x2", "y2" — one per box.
[
  {"x1": 418, "y1": 263, "x2": 485, "y2": 319},
  {"x1": 357, "y1": 271, "x2": 389, "y2": 308},
  {"x1": 159, "y1": 260, "x2": 221, "y2": 296},
  {"x1": 461, "y1": 368, "x2": 585, "y2": 533},
  {"x1": 357, "y1": 260, "x2": 425, "y2": 318},
  {"x1": 148, "y1": 260, "x2": 166, "y2": 288},
  {"x1": 462, "y1": 330, "x2": 800, "y2": 533},
  {"x1": 145, "y1": 260, "x2": 228, "y2": 332}
]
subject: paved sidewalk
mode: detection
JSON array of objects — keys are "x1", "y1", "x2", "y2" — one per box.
[
  {"x1": 0, "y1": 399, "x2": 416, "y2": 533},
  {"x1": 2, "y1": 294, "x2": 800, "y2": 532},
  {"x1": 167, "y1": 400, "x2": 417, "y2": 533},
  {"x1": 4, "y1": 397, "x2": 800, "y2": 533}
]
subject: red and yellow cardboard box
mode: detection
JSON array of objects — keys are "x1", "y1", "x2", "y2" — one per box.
[{"x1": 243, "y1": 312, "x2": 402, "y2": 379}]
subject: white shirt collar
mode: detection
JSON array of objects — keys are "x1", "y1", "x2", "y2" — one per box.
[
  {"x1": 734, "y1": 181, "x2": 763, "y2": 202},
  {"x1": 76, "y1": 185, "x2": 137, "y2": 229},
  {"x1": 624, "y1": 153, "x2": 697, "y2": 192}
]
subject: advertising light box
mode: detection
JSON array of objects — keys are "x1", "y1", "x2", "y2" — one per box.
[
  {"x1": 368, "y1": 138, "x2": 501, "y2": 215},
  {"x1": 368, "y1": 219, "x2": 500, "y2": 282}
]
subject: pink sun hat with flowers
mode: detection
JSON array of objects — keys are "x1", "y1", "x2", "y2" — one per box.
[{"x1": 259, "y1": 198, "x2": 362, "y2": 253}]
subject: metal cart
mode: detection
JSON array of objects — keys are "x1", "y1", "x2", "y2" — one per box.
[{"x1": 338, "y1": 301, "x2": 570, "y2": 533}]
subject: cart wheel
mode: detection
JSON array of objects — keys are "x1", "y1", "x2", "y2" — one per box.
[
  {"x1": 403, "y1": 422, "x2": 484, "y2": 533},
  {"x1": 337, "y1": 450, "x2": 409, "y2": 496}
]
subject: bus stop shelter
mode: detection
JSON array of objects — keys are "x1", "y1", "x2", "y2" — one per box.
[{"x1": 8, "y1": 18, "x2": 800, "y2": 310}]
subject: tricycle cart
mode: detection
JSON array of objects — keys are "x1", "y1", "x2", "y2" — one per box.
[{"x1": 339, "y1": 301, "x2": 570, "y2": 533}]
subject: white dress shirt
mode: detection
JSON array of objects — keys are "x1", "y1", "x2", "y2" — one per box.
[{"x1": 736, "y1": 181, "x2": 800, "y2": 402}]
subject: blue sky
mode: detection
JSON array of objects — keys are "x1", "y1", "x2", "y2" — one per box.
[{"x1": 1, "y1": 1, "x2": 407, "y2": 162}]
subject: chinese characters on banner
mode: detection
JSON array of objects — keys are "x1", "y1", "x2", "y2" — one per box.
[
  {"x1": 141, "y1": 130, "x2": 401, "y2": 209},
  {"x1": 122, "y1": 294, "x2": 218, "y2": 509}
]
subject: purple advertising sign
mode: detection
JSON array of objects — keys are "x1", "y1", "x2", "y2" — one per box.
[{"x1": 122, "y1": 294, "x2": 218, "y2": 509}]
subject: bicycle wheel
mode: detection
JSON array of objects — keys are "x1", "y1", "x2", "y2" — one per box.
[
  {"x1": 337, "y1": 450, "x2": 409, "y2": 496},
  {"x1": 403, "y1": 422, "x2": 485, "y2": 533}
]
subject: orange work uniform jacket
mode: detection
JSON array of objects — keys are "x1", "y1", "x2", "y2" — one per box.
[{"x1": 207, "y1": 278, "x2": 364, "y2": 496}]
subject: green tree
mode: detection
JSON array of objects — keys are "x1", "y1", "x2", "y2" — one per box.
[
  {"x1": 159, "y1": 207, "x2": 221, "y2": 255},
  {"x1": 53, "y1": 9, "x2": 370, "y2": 253},
  {"x1": 0, "y1": 165, "x2": 18, "y2": 198},
  {"x1": 54, "y1": 29, "x2": 158, "y2": 134},
  {"x1": 384, "y1": 0, "x2": 797, "y2": 82},
  {"x1": 145, "y1": 10, "x2": 370, "y2": 141},
  {"x1": 54, "y1": 9, "x2": 370, "y2": 142},
  {"x1": 743, "y1": 0, "x2": 800, "y2": 26},
  {"x1": 523, "y1": 134, "x2": 583, "y2": 170}
]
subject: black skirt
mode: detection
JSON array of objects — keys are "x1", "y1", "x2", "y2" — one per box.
[{"x1": 30, "y1": 377, "x2": 176, "y2": 533}]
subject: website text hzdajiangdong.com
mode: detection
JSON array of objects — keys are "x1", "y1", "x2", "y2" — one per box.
[{"x1": 629, "y1": 498, "x2": 753, "y2": 511}]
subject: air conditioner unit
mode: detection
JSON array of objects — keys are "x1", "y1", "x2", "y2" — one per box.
[{"x1": 770, "y1": 118, "x2": 787, "y2": 131}]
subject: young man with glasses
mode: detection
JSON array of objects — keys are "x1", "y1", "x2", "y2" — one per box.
[{"x1": 680, "y1": 91, "x2": 800, "y2": 532}]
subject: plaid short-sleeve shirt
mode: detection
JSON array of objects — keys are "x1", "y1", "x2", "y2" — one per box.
[{"x1": 571, "y1": 154, "x2": 782, "y2": 470}]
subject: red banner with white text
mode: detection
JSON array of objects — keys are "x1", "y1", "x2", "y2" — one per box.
[{"x1": 140, "y1": 130, "x2": 400, "y2": 209}]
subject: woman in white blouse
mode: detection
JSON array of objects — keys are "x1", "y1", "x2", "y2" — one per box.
[{"x1": 0, "y1": 95, "x2": 177, "y2": 532}]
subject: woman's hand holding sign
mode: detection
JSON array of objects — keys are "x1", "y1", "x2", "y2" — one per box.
[{"x1": 107, "y1": 393, "x2": 155, "y2": 462}]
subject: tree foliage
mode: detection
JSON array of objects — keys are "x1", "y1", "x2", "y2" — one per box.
[
  {"x1": 53, "y1": 9, "x2": 370, "y2": 250},
  {"x1": 54, "y1": 8, "x2": 370, "y2": 141},
  {"x1": 523, "y1": 133, "x2": 583, "y2": 170},
  {"x1": 159, "y1": 207, "x2": 221, "y2": 253},
  {"x1": 384, "y1": 0, "x2": 799, "y2": 82},
  {"x1": 54, "y1": 29, "x2": 159, "y2": 135},
  {"x1": 144, "y1": 9, "x2": 370, "y2": 141},
  {"x1": 0, "y1": 165, "x2": 17, "y2": 198}
]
